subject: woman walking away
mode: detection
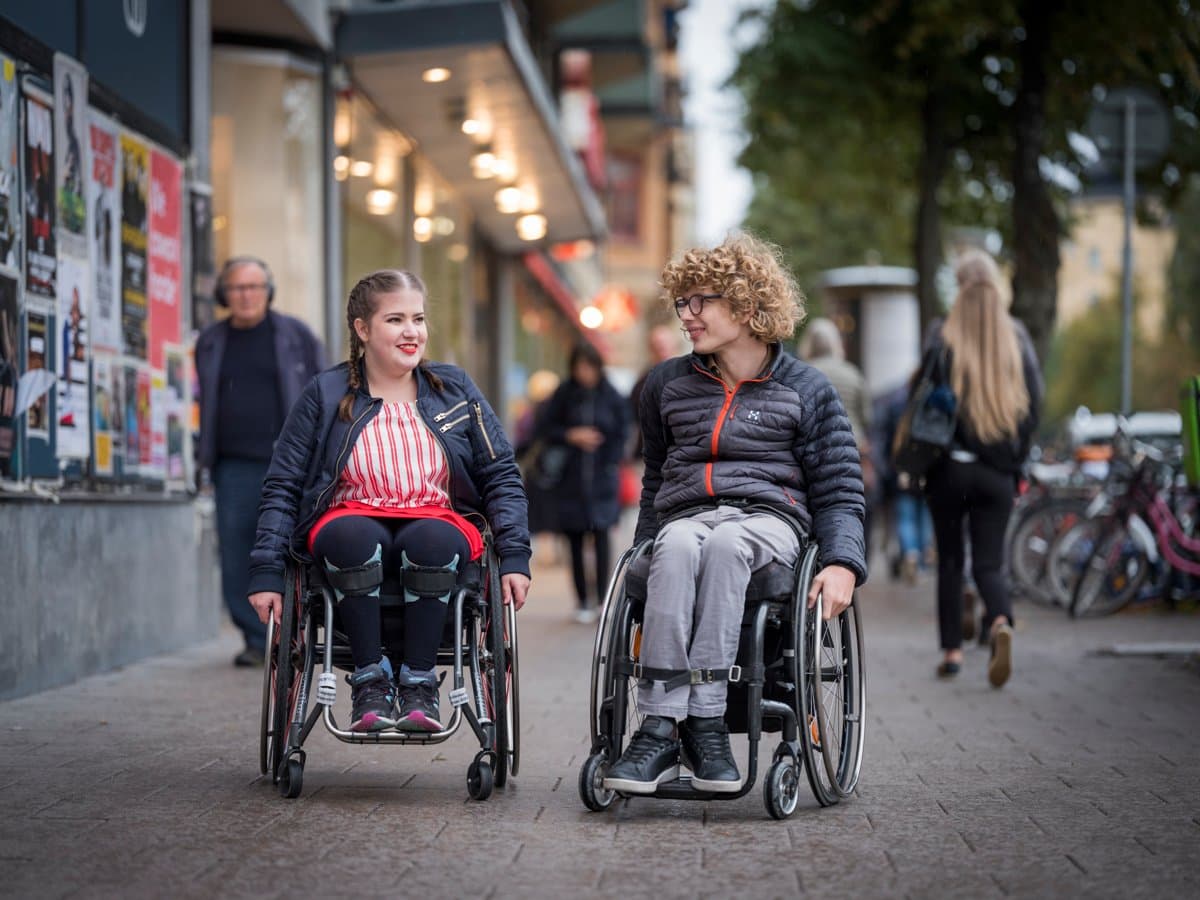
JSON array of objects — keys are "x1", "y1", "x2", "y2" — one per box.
[
  {"x1": 532, "y1": 343, "x2": 629, "y2": 623},
  {"x1": 922, "y1": 250, "x2": 1042, "y2": 687}
]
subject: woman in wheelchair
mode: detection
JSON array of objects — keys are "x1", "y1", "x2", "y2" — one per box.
[
  {"x1": 603, "y1": 234, "x2": 866, "y2": 794},
  {"x1": 246, "y1": 269, "x2": 531, "y2": 734}
]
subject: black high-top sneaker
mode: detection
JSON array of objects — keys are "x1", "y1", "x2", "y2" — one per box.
[
  {"x1": 602, "y1": 716, "x2": 680, "y2": 794},
  {"x1": 680, "y1": 715, "x2": 741, "y2": 792},
  {"x1": 347, "y1": 663, "x2": 398, "y2": 733}
]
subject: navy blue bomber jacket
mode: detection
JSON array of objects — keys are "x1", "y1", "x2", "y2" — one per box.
[
  {"x1": 247, "y1": 360, "x2": 532, "y2": 596},
  {"x1": 634, "y1": 344, "x2": 868, "y2": 585}
]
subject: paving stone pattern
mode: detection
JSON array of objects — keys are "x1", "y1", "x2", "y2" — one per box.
[{"x1": 2, "y1": 553, "x2": 1198, "y2": 899}]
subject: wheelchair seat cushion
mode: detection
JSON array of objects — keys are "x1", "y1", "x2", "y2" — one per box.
[{"x1": 624, "y1": 553, "x2": 795, "y2": 604}]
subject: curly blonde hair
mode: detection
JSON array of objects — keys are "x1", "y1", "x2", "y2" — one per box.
[{"x1": 659, "y1": 233, "x2": 805, "y2": 342}]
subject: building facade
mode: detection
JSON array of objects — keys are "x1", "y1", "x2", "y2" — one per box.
[{"x1": 0, "y1": 0, "x2": 694, "y2": 699}]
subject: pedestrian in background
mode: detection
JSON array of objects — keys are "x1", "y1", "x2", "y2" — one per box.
[
  {"x1": 195, "y1": 256, "x2": 325, "y2": 667},
  {"x1": 921, "y1": 250, "x2": 1042, "y2": 686},
  {"x1": 799, "y1": 318, "x2": 875, "y2": 562},
  {"x1": 629, "y1": 323, "x2": 680, "y2": 462},
  {"x1": 532, "y1": 342, "x2": 629, "y2": 623},
  {"x1": 877, "y1": 380, "x2": 935, "y2": 584}
]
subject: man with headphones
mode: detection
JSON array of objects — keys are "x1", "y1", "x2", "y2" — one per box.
[{"x1": 196, "y1": 257, "x2": 326, "y2": 666}]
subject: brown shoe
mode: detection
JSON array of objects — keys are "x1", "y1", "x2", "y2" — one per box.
[
  {"x1": 962, "y1": 588, "x2": 977, "y2": 643},
  {"x1": 988, "y1": 623, "x2": 1013, "y2": 688}
]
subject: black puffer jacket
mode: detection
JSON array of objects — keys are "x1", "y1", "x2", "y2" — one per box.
[
  {"x1": 247, "y1": 361, "x2": 531, "y2": 596},
  {"x1": 635, "y1": 345, "x2": 867, "y2": 584}
]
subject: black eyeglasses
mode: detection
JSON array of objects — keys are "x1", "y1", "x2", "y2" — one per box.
[{"x1": 673, "y1": 293, "x2": 722, "y2": 317}]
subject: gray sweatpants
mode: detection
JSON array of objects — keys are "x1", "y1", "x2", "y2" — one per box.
[{"x1": 638, "y1": 506, "x2": 800, "y2": 719}]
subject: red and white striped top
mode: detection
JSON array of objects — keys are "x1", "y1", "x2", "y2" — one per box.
[{"x1": 332, "y1": 401, "x2": 451, "y2": 509}]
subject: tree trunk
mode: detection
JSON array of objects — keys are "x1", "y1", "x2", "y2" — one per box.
[
  {"x1": 1010, "y1": 1, "x2": 1059, "y2": 366},
  {"x1": 915, "y1": 86, "x2": 947, "y2": 335}
]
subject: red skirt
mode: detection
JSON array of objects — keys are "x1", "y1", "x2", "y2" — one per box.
[{"x1": 307, "y1": 501, "x2": 485, "y2": 560}]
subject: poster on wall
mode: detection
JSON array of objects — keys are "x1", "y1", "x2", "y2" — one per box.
[
  {"x1": 164, "y1": 343, "x2": 189, "y2": 485},
  {"x1": 88, "y1": 112, "x2": 121, "y2": 353},
  {"x1": 92, "y1": 351, "x2": 115, "y2": 477},
  {"x1": 136, "y1": 364, "x2": 152, "y2": 473},
  {"x1": 53, "y1": 53, "x2": 88, "y2": 259},
  {"x1": 121, "y1": 358, "x2": 140, "y2": 476},
  {"x1": 24, "y1": 309, "x2": 50, "y2": 441},
  {"x1": 55, "y1": 254, "x2": 90, "y2": 459},
  {"x1": 120, "y1": 132, "x2": 148, "y2": 360},
  {"x1": 0, "y1": 272, "x2": 17, "y2": 476},
  {"x1": 149, "y1": 368, "x2": 166, "y2": 481},
  {"x1": 22, "y1": 85, "x2": 55, "y2": 301},
  {"x1": 148, "y1": 149, "x2": 181, "y2": 369},
  {"x1": 0, "y1": 55, "x2": 21, "y2": 273},
  {"x1": 190, "y1": 186, "x2": 215, "y2": 332}
]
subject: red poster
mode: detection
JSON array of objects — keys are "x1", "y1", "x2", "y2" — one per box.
[{"x1": 147, "y1": 150, "x2": 182, "y2": 369}]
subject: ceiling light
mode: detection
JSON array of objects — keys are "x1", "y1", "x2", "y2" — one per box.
[
  {"x1": 516, "y1": 213, "x2": 547, "y2": 242},
  {"x1": 333, "y1": 104, "x2": 352, "y2": 148},
  {"x1": 491, "y1": 157, "x2": 516, "y2": 181},
  {"x1": 333, "y1": 155, "x2": 350, "y2": 174},
  {"x1": 413, "y1": 216, "x2": 433, "y2": 242},
  {"x1": 433, "y1": 216, "x2": 456, "y2": 236},
  {"x1": 448, "y1": 243, "x2": 469, "y2": 262},
  {"x1": 462, "y1": 118, "x2": 483, "y2": 136},
  {"x1": 470, "y1": 150, "x2": 497, "y2": 179},
  {"x1": 366, "y1": 189, "x2": 398, "y2": 216},
  {"x1": 495, "y1": 186, "x2": 522, "y2": 214},
  {"x1": 579, "y1": 305, "x2": 604, "y2": 329},
  {"x1": 349, "y1": 159, "x2": 374, "y2": 178},
  {"x1": 422, "y1": 67, "x2": 452, "y2": 83},
  {"x1": 518, "y1": 182, "x2": 541, "y2": 213}
]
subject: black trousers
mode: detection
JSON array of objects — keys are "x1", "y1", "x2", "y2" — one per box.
[
  {"x1": 924, "y1": 459, "x2": 1016, "y2": 650},
  {"x1": 311, "y1": 516, "x2": 470, "y2": 671},
  {"x1": 564, "y1": 528, "x2": 611, "y2": 610}
]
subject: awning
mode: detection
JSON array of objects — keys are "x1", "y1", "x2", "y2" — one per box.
[{"x1": 335, "y1": 1, "x2": 608, "y2": 253}]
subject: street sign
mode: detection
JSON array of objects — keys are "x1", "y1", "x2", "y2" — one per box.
[{"x1": 1085, "y1": 85, "x2": 1171, "y2": 171}]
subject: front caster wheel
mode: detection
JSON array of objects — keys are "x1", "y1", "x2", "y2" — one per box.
[
  {"x1": 578, "y1": 752, "x2": 617, "y2": 812},
  {"x1": 468, "y1": 757, "x2": 494, "y2": 801},
  {"x1": 764, "y1": 758, "x2": 800, "y2": 820},
  {"x1": 279, "y1": 754, "x2": 304, "y2": 799}
]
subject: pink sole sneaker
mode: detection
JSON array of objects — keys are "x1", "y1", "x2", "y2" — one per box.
[
  {"x1": 350, "y1": 712, "x2": 396, "y2": 733},
  {"x1": 396, "y1": 711, "x2": 444, "y2": 733}
]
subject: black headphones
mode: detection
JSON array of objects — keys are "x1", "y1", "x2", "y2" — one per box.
[{"x1": 214, "y1": 256, "x2": 276, "y2": 307}]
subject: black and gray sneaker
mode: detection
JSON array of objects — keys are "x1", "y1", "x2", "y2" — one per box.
[
  {"x1": 396, "y1": 670, "x2": 444, "y2": 733},
  {"x1": 347, "y1": 663, "x2": 397, "y2": 733},
  {"x1": 602, "y1": 716, "x2": 680, "y2": 794},
  {"x1": 680, "y1": 715, "x2": 741, "y2": 792}
]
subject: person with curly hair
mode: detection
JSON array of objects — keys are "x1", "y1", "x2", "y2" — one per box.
[{"x1": 603, "y1": 233, "x2": 867, "y2": 794}]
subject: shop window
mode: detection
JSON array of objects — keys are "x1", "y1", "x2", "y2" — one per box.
[
  {"x1": 606, "y1": 153, "x2": 642, "y2": 242},
  {"x1": 413, "y1": 156, "x2": 472, "y2": 370},
  {"x1": 211, "y1": 49, "x2": 324, "y2": 340}
]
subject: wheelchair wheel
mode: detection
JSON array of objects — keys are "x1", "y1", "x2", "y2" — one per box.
[
  {"x1": 266, "y1": 564, "x2": 306, "y2": 785},
  {"x1": 796, "y1": 591, "x2": 865, "y2": 806},
  {"x1": 589, "y1": 545, "x2": 646, "y2": 754},
  {"x1": 764, "y1": 757, "x2": 801, "y2": 820},
  {"x1": 483, "y1": 558, "x2": 510, "y2": 788},
  {"x1": 504, "y1": 601, "x2": 521, "y2": 778},
  {"x1": 258, "y1": 613, "x2": 276, "y2": 777},
  {"x1": 578, "y1": 751, "x2": 618, "y2": 811}
]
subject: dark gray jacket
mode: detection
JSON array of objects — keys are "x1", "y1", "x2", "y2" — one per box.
[
  {"x1": 634, "y1": 345, "x2": 867, "y2": 584},
  {"x1": 194, "y1": 310, "x2": 326, "y2": 471}
]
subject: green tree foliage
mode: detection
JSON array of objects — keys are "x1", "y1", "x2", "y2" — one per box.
[
  {"x1": 733, "y1": 0, "x2": 1200, "y2": 376},
  {"x1": 1043, "y1": 293, "x2": 1200, "y2": 426}
]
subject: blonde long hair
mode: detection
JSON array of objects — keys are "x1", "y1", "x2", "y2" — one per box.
[{"x1": 941, "y1": 251, "x2": 1029, "y2": 443}]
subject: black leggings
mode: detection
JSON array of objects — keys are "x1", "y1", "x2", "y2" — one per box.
[
  {"x1": 565, "y1": 528, "x2": 611, "y2": 610},
  {"x1": 311, "y1": 515, "x2": 471, "y2": 671},
  {"x1": 924, "y1": 460, "x2": 1016, "y2": 650}
]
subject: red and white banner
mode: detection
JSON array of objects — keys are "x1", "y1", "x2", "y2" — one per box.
[{"x1": 147, "y1": 149, "x2": 182, "y2": 370}]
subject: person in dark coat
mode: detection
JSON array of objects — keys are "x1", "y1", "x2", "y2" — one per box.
[{"x1": 532, "y1": 342, "x2": 629, "y2": 622}]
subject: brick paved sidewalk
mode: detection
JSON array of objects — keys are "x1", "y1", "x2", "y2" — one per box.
[{"x1": 2, "y1": 550, "x2": 1198, "y2": 899}]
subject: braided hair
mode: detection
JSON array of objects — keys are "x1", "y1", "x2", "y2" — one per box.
[{"x1": 337, "y1": 269, "x2": 443, "y2": 421}]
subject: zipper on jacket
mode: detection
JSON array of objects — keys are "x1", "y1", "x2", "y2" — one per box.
[
  {"x1": 433, "y1": 400, "x2": 468, "y2": 422},
  {"x1": 474, "y1": 403, "x2": 497, "y2": 460},
  {"x1": 420, "y1": 403, "x2": 460, "y2": 512},
  {"x1": 439, "y1": 413, "x2": 470, "y2": 433},
  {"x1": 313, "y1": 399, "x2": 379, "y2": 514}
]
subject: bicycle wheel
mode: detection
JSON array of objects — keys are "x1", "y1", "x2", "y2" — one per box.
[
  {"x1": 1070, "y1": 523, "x2": 1151, "y2": 618},
  {"x1": 1046, "y1": 518, "x2": 1105, "y2": 608},
  {"x1": 1010, "y1": 497, "x2": 1090, "y2": 605}
]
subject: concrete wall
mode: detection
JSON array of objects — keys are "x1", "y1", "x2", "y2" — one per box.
[{"x1": 0, "y1": 498, "x2": 221, "y2": 701}]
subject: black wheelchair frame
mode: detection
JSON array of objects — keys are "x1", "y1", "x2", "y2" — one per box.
[
  {"x1": 579, "y1": 506, "x2": 866, "y2": 818},
  {"x1": 259, "y1": 534, "x2": 519, "y2": 801}
]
